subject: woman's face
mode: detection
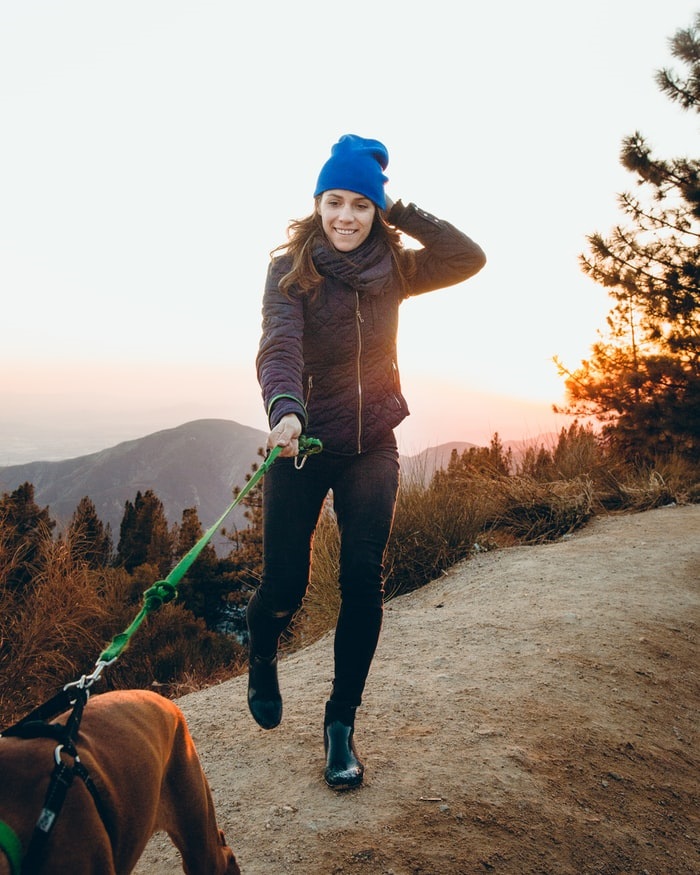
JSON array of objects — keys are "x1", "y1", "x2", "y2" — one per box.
[{"x1": 317, "y1": 190, "x2": 376, "y2": 252}]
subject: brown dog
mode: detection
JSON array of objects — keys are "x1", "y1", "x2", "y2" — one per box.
[{"x1": 0, "y1": 689, "x2": 241, "y2": 874}]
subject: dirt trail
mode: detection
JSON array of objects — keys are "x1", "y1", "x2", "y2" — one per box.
[{"x1": 135, "y1": 503, "x2": 699, "y2": 875}]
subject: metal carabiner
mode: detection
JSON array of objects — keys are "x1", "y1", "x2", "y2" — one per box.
[{"x1": 62, "y1": 656, "x2": 116, "y2": 695}]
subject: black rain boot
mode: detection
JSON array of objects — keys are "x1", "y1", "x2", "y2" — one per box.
[
  {"x1": 247, "y1": 653, "x2": 282, "y2": 730},
  {"x1": 246, "y1": 593, "x2": 293, "y2": 730},
  {"x1": 323, "y1": 701, "x2": 364, "y2": 790}
]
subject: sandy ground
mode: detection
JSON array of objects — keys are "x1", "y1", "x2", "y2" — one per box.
[{"x1": 134, "y1": 503, "x2": 699, "y2": 875}]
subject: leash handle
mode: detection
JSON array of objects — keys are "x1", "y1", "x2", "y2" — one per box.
[
  {"x1": 294, "y1": 434, "x2": 323, "y2": 469},
  {"x1": 299, "y1": 435, "x2": 323, "y2": 456}
]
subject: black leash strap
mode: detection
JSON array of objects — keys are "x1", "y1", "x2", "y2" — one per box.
[{"x1": 1, "y1": 687, "x2": 79, "y2": 738}]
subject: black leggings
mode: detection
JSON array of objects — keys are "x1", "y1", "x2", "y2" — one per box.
[{"x1": 246, "y1": 440, "x2": 400, "y2": 707}]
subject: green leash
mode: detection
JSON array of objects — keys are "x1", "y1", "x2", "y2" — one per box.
[{"x1": 96, "y1": 436, "x2": 322, "y2": 668}]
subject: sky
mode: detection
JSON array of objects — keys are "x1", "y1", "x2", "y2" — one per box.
[{"x1": 1, "y1": 1, "x2": 698, "y2": 464}]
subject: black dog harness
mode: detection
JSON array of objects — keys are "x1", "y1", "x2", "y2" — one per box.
[{"x1": 0, "y1": 686, "x2": 109, "y2": 873}]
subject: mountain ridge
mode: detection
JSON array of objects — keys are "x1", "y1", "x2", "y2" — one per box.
[
  {"x1": 0, "y1": 419, "x2": 554, "y2": 549},
  {"x1": 0, "y1": 419, "x2": 267, "y2": 543}
]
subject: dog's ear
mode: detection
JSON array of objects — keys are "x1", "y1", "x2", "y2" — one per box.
[{"x1": 217, "y1": 829, "x2": 241, "y2": 875}]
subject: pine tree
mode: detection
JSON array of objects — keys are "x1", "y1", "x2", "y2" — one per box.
[
  {"x1": 114, "y1": 489, "x2": 173, "y2": 575},
  {"x1": 556, "y1": 12, "x2": 700, "y2": 460},
  {"x1": 432, "y1": 433, "x2": 513, "y2": 488},
  {"x1": 0, "y1": 482, "x2": 55, "y2": 590},
  {"x1": 67, "y1": 496, "x2": 112, "y2": 569},
  {"x1": 222, "y1": 452, "x2": 265, "y2": 592},
  {"x1": 174, "y1": 506, "x2": 227, "y2": 628},
  {"x1": 218, "y1": 450, "x2": 267, "y2": 640}
]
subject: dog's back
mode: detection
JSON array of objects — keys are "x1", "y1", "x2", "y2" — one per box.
[{"x1": 0, "y1": 689, "x2": 240, "y2": 874}]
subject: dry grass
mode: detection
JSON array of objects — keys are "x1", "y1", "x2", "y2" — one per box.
[
  {"x1": 0, "y1": 535, "x2": 244, "y2": 728},
  {"x1": 384, "y1": 475, "x2": 491, "y2": 598},
  {"x1": 594, "y1": 458, "x2": 700, "y2": 510},
  {"x1": 489, "y1": 474, "x2": 595, "y2": 544},
  {"x1": 0, "y1": 535, "x2": 112, "y2": 723},
  {"x1": 286, "y1": 509, "x2": 340, "y2": 650}
]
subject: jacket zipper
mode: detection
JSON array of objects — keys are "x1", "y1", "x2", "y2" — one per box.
[
  {"x1": 392, "y1": 360, "x2": 402, "y2": 409},
  {"x1": 355, "y1": 291, "x2": 364, "y2": 453}
]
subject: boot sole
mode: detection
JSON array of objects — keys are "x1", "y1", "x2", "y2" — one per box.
[{"x1": 323, "y1": 771, "x2": 364, "y2": 791}]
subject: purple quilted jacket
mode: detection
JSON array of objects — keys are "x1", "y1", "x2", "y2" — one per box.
[{"x1": 256, "y1": 200, "x2": 486, "y2": 455}]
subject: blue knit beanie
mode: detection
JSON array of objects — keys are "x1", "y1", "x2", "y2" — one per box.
[{"x1": 314, "y1": 134, "x2": 389, "y2": 209}]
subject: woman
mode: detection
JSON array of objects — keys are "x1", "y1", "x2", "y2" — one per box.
[{"x1": 248, "y1": 134, "x2": 486, "y2": 790}]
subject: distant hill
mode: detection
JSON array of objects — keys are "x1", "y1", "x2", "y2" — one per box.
[
  {"x1": 399, "y1": 442, "x2": 477, "y2": 484},
  {"x1": 399, "y1": 436, "x2": 556, "y2": 485},
  {"x1": 0, "y1": 419, "x2": 267, "y2": 548}
]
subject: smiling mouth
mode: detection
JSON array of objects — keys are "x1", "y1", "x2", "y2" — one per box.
[{"x1": 334, "y1": 228, "x2": 356, "y2": 235}]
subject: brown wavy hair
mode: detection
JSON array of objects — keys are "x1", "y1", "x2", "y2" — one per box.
[{"x1": 272, "y1": 197, "x2": 415, "y2": 297}]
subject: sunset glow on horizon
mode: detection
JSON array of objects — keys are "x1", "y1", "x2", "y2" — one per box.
[{"x1": 2, "y1": 1, "x2": 697, "y2": 464}]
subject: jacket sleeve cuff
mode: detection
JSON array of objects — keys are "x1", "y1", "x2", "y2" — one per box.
[
  {"x1": 386, "y1": 198, "x2": 407, "y2": 224},
  {"x1": 387, "y1": 199, "x2": 443, "y2": 229},
  {"x1": 268, "y1": 394, "x2": 307, "y2": 430}
]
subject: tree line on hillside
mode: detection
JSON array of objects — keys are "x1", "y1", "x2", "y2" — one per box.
[{"x1": 0, "y1": 476, "x2": 262, "y2": 638}]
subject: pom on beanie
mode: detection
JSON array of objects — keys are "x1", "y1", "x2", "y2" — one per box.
[{"x1": 314, "y1": 134, "x2": 389, "y2": 209}]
